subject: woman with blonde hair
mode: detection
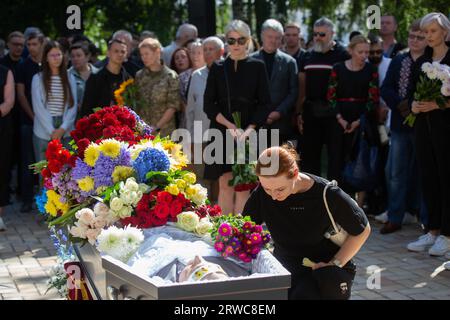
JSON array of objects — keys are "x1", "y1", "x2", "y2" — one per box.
[
  {"x1": 407, "y1": 13, "x2": 450, "y2": 257},
  {"x1": 204, "y1": 20, "x2": 271, "y2": 215},
  {"x1": 135, "y1": 37, "x2": 181, "y2": 138}
]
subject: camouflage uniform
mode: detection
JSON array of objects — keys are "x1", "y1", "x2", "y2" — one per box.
[{"x1": 135, "y1": 65, "x2": 181, "y2": 138}]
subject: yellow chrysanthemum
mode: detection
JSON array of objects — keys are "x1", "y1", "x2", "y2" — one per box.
[
  {"x1": 183, "y1": 172, "x2": 197, "y2": 185},
  {"x1": 78, "y1": 176, "x2": 95, "y2": 192},
  {"x1": 99, "y1": 139, "x2": 121, "y2": 158},
  {"x1": 84, "y1": 144, "x2": 100, "y2": 166},
  {"x1": 44, "y1": 201, "x2": 57, "y2": 217},
  {"x1": 166, "y1": 184, "x2": 180, "y2": 196},
  {"x1": 112, "y1": 166, "x2": 135, "y2": 183},
  {"x1": 45, "y1": 190, "x2": 70, "y2": 217}
]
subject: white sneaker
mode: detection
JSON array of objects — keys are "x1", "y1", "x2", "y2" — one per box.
[
  {"x1": 445, "y1": 261, "x2": 450, "y2": 270},
  {"x1": 407, "y1": 233, "x2": 437, "y2": 252},
  {"x1": 375, "y1": 211, "x2": 388, "y2": 223},
  {"x1": 428, "y1": 235, "x2": 450, "y2": 256},
  {"x1": 402, "y1": 212, "x2": 418, "y2": 225},
  {"x1": 0, "y1": 217, "x2": 6, "y2": 231}
]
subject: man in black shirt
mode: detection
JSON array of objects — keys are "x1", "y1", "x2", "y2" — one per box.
[
  {"x1": 15, "y1": 30, "x2": 44, "y2": 212},
  {"x1": 81, "y1": 39, "x2": 131, "y2": 117},
  {"x1": 283, "y1": 22, "x2": 308, "y2": 70},
  {"x1": 251, "y1": 19, "x2": 298, "y2": 145},
  {"x1": 296, "y1": 17, "x2": 349, "y2": 179}
]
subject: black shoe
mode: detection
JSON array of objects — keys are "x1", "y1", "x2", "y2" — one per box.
[
  {"x1": 20, "y1": 203, "x2": 32, "y2": 213},
  {"x1": 380, "y1": 222, "x2": 402, "y2": 234}
]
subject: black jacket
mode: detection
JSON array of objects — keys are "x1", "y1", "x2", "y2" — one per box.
[{"x1": 80, "y1": 66, "x2": 131, "y2": 117}]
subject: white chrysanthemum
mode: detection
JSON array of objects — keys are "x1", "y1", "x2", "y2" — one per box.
[
  {"x1": 75, "y1": 208, "x2": 95, "y2": 226},
  {"x1": 122, "y1": 226, "x2": 144, "y2": 247},
  {"x1": 96, "y1": 226, "x2": 123, "y2": 253}
]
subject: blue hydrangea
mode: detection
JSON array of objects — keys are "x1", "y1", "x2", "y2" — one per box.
[
  {"x1": 133, "y1": 148, "x2": 171, "y2": 183},
  {"x1": 35, "y1": 188, "x2": 48, "y2": 215}
]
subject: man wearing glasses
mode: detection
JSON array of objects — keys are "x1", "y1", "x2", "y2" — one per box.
[
  {"x1": 379, "y1": 19, "x2": 428, "y2": 234},
  {"x1": 295, "y1": 17, "x2": 349, "y2": 179}
]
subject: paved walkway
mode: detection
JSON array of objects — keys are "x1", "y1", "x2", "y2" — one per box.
[{"x1": 1, "y1": 197, "x2": 449, "y2": 300}]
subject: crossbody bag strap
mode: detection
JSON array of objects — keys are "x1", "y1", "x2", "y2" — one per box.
[{"x1": 323, "y1": 180, "x2": 339, "y2": 233}]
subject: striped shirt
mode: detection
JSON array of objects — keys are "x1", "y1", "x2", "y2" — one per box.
[{"x1": 47, "y1": 75, "x2": 65, "y2": 116}]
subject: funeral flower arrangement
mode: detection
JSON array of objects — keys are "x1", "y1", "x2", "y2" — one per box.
[
  {"x1": 404, "y1": 62, "x2": 450, "y2": 127},
  {"x1": 33, "y1": 105, "x2": 271, "y2": 298}
]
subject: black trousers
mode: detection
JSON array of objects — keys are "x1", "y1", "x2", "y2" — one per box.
[
  {"x1": 274, "y1": 252, "x2": 355, "y2": 300},
  {"x1": 0, "y1": 114, "x2": 13, "y2": 207},
  {"x1": 414, "y1": 111, "x2": 450, "y2": 235},
  {"x1": 299, "y1": 114, "x2": 336, "y2": 179}
]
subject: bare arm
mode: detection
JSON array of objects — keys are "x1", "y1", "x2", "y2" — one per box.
[
  {"x1": 296, "y1": 72, "x2": 306, "y2": 115},
  {"x1": 331, "y1": 224, "x2": 371, "y2": 266},
  {"x1": 156, "y1": 108, "x2": 177, "y2": 130},
  {"x1": 0, "y1": 71, "x2": 15, "y2": 117},
  {"x1": 16, "y1": 83, "x2": 34, "y2": 121}
]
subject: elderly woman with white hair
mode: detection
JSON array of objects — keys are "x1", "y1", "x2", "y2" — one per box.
[
  {"x1": 407, "y1": 12, "x2": 450, "y2": 258},
  {"x1": 204, "y1": 20, "x2": 271, "y2": 215}
]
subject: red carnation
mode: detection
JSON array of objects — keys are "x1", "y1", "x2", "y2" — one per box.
[
  {"x1": 169, "y1": 200, "x2": 183, "y2": 218},
  {"x1": 157, "y1": 191, "x2": 173, "y2": 205},
  {"x1": 154, "y1": 204, "x2": 170, "y2": 220},
  {"x1": 75, "y1": 118, "x2": 89, "y2": 131}
]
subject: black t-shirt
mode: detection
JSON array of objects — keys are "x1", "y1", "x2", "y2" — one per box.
[
  {"x1": 16, "y1": 57, "x2": 41, "y2": 125},
  {"x1": 243, "y1": 174, "x2": 368, "y2": 262},
  {"x1": 262, "y1": 50, "x2": 276, "y2": 79},
  {"x1": 298, "y1": 43, "x2": 349, "y2": 101},
  {"x1": 0, "y1": 54, "x2": 23, "y2": 79}
]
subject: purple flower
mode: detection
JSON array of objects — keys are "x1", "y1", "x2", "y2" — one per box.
[
  {"x1": 214, "y1": 242, "x2": 225, "y2": 252},
  {"x1": 218, "y1": 223, "x2": 232, "y2": 237},
  {"x1": 72, "y1": 158, "x2": 92, "y2": 180},
  {"x1": 93, "y1": 154, "x2": 115, "y2": 188},
  {"x1": 117, "y1": 147, "x2": 131, "y2": 166}
]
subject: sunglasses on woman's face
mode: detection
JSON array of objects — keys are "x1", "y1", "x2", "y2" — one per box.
[
  {"x1": 227, "y1": 37, "x2": 247, "y2": 46},
  {"x1": 313, "y1": 32, "x2": 327, "y2": 38}
]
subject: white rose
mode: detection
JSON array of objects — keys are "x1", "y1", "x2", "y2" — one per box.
[
  {"x1": 94, "y1": 202, "x2": 110, "y2": 217},
  {"x1": 110, "y1": 197, "x2": 124, "y2": 212},
  {"x1": 125, "y1": 178, "x2": 139, "y2": 192},
  {"x1": 441, "y1": 83, "x2": 450, "y2": 97},
  {"x1": 75, "y1": 208, "x2": 95, "y2": 225},
  {"x1": 195, "y1": 218, "x2": 213, "y2": 236},
  {"x1": 86, "y1": 228, "x2": 102, "y2": 245},
  {"x1": 120, "y1": 191, "x2": 138, "y2": 205},
  {"x1": 177, "y1": 211, "x2": 200, "y2": 232},
  {"x1": 70, "y1": 222, "x2": 88, "y2": 239},
  {"x1": 421, "y1": 62, "x2": 432, "y2": 73},
  {"x1": 93, "y1": 216, "x2": 107, "y2": 229},
  {"x1": 117, "y1": 205, "x2": 133, "y2": 218}
]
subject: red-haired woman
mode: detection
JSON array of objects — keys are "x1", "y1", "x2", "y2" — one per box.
[{"x1": 244, "y1": 145, "x2": 371, "y2": 299}]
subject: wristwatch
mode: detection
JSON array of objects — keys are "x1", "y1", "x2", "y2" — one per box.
[{"x1": 331, "y1": 258, "x2": 343, "y2": 268}]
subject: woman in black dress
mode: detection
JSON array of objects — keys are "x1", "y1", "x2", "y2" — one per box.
[
  {"x1": 204, "y1": 20, "x2": 271, "y2": 215},
  {"x1": 406, "y1": 13, "x2": 450, "y2": 256},
  {"x1": 326, "y1": 35, "x2": 380, "y2": 204},
  {"x1": 0, "y1": 65, "x2": 15, "y2": 231}
]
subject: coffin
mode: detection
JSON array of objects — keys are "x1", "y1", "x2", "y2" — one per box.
[{"x1": 75, "y1": 241, "x2": 291, "y2": 300}]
